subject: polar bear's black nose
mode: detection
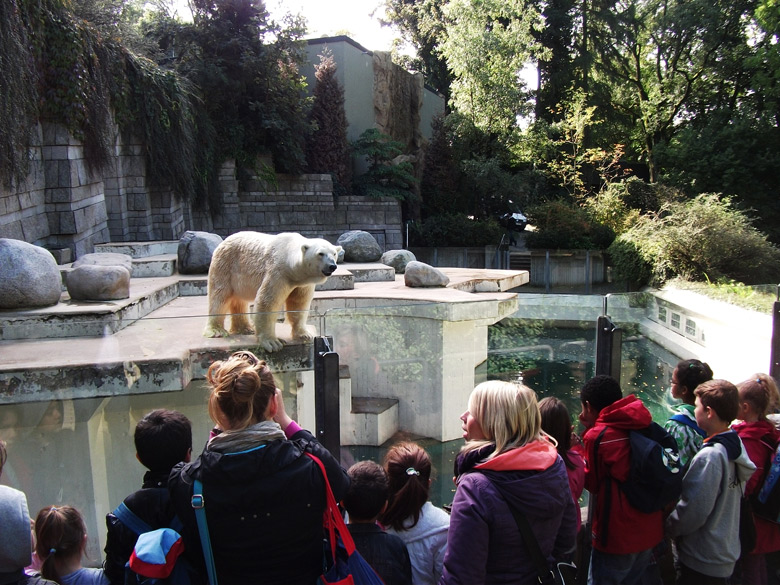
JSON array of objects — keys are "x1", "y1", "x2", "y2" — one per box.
[{"x1": 323, "y1": 263, "x2": 337, "y2": 276}]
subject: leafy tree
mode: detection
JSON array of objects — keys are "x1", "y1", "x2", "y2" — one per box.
[
  {"x1": 383, "y1": 0, "x2": 453, "y2": 103},
  {"x1": 351, "y1": 128, "x2": 417, "y2": 200},
  {"x1": 173, "y1": 0, "x2": 311, "y2": 174},
  {"x1": 408, "y1": 213, "x2": 504, "y2": 246},
  {"x1": 524, "y1": 199, "x2": 614, "y2": 249},
  {"x1": 306, "y1": 50, "x2": 351, "y2": 196},
  {"x1": 582, "y1": 0, "x2": 757, "y2": 181},
  {"x1": 610, "y1": 194, "x2": 780, "y2": 285},
  {"x1": 440, "y1": 0, "x2": 542, "y2": 139},
  {"x1": 420, "y1": 114, "x2": 461, "y2": 218}
]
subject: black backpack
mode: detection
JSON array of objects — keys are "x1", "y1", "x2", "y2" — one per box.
[{"x1": 594, "y1": 422, "x2": 683, "y2": 545}]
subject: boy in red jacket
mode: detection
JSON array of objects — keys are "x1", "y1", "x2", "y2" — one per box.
[{"x1": 580, "y1": 375, "x2": 664, "y2": 585}]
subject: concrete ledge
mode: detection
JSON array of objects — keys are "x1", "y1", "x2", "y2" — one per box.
[
  {"x1": 345, "y1": 397, "x2": 399, "y2": 446},
  {"x1": 131, "y1": 254, "x2": 177, "y2": 278},
  {"x1": 95, "y1": 241, "x2": 178, "y2": 258}
]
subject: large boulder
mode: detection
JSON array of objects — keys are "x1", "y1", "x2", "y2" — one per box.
[
  {"x1": 404, "y1": 261, "x2": 450, "y2": 288},
  {"x1": 381, "y1": 249, "x2": 416, "y2": 274},
  {"x1": 337, "y1": 230, "x2": 382, "y2": 262},
  {"x1": 178, "y1": 231, "x2": 224, "y2": 275},
  {"x1": 72, "y1": 252, "x2": 134, "y2": 277},
  {"x1": 66, "y1": 264, "x2": 130, "y2": 301},
  {"x1": 0, "y1": 239, "x2": 62, "y2": 309}
]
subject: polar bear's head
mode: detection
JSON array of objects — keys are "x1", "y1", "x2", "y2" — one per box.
[{"x1": 302, "y1": 239, "x2": 342, "y2": 278}]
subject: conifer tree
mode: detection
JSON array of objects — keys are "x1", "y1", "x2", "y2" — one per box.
[{"x1": 306, "y1": 50, "x2": 351, "y2": 195}]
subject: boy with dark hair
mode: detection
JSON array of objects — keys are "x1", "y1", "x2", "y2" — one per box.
[
  {"x1": 579, "y1": 374, "x2": 663, "y2": 584},
  {"x1": 666, "y1": 380, "x2": 756, "y2": 584},
  {"x1": 343, "y1": 461, "x2": 412, "y2": 585},
  {"x1": 103, "y1": 409, "x2": 192, "y2": 585}
]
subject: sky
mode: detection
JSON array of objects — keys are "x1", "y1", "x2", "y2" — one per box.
[
  {"x1": 167, "y1": 0, "x2": 402, "y2": 52},
  {"x1": 266, "y1": 0, "x2": 401, "y2": 52}
]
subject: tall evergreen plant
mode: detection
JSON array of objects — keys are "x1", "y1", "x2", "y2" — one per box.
[{"x1": 306, "y1": 50, "x2": 351, "y2": 196}]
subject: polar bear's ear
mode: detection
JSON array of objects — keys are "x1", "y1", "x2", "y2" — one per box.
[{"x1": 301, "y1": 243, "x2": 310, "y2": 254}]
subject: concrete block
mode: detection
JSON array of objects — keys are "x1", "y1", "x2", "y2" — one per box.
[{"x1": 346, "y1": 397, "x2": 399, "y2": 446}]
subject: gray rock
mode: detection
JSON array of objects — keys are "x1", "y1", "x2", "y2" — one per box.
[
  {"x1": 337, "y1": 230, "x2": 382, "y2": 262},
  {"x1": 66, "y1": 264, "x2": 130, "y2": 301},
  {"x1": 404, "y1": 261, "x2": 450, "y2": 287},
  {"x1": 72, "y1": 252, "x2": 134, "y2": 277},
  {"x1": 381, "y1": 249, "x2": 417, "y2": 273},
  {"x1": 0, "y1": 239, "x2": 62, "y2": 309},
  {"x1": 178, "y1": 231, "x2": 223, "y2": 275}
]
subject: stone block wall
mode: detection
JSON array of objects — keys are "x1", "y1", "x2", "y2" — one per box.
[
  {"x1": 0, "y1": 125, "x2": 47, "y2": 245},
  {"x1": 41, "y1": 124, "x2": 110, "y2": 258},
  {"x1": 0, "y1": 126, "x2": 403, "y2": 259},
  {"x1": 199, "y1": 171, "x2": 403, "y2": 248}
]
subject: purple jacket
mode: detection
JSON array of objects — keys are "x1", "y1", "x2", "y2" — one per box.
[{"x1": 439, "y1": 439, "x2": 578, "y2": 585}]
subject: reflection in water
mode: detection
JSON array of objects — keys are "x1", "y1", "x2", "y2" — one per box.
[{"x1": 0, "y1": 323, "x2": 682, "y2": 561}]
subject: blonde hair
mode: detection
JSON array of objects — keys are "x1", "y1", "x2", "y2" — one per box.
[
  {"x1": 462, "y1": 381, "x2": 542, "y2": 458},
  {"x1": 738, "y1": 373, "x2": 780, "y2": 419},
  {"x1": 207, "y1": 350, "x2": 277, "y2": 431}
]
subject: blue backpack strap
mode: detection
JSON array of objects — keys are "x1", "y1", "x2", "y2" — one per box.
[
  {"x1": 192, "y1": 479, "x2": 219, "y2": 585},
  {"x1": 113, "y1": 502, "x2": 154, "y2": 536},
  {"x1": 670, "y1": 413, "x2": 707, "y2": 437}
]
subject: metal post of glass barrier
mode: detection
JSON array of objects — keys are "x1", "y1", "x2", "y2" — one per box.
[
  {"x1": 314, "y1": 336, "x2": 341, "y2": 461},
  {"x1": 771, "y1": 285, "x2": 780, "y2": 382},
  {"x1": 595, "y1": 294, "x2": 623, "y2": 382}
]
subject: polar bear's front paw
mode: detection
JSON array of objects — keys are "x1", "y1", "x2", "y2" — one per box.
[
  {"x1": 203, "y1": 324, "x2": 230, "y2": 338},
  {"x1": 258, "y1": 335, "x2": 285, "y2": 353},
  {"x1": 292, "y1": 329, "x2": 315, "y2": 342}
]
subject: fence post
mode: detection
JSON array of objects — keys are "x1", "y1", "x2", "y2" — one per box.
[
  {"x1": 545, "y1": 250, "x2": 551, "y2": 293},
  {"x1": 771, "y1": 286, "x2": 780, "y2": 383},
  {"x1": 314, "y1": 336, "x2": 341, "y2": 461},
  {"x1": 595, "y1": 295, "x2": 622, "y2": 382},
  {"x1": 585, "y1": 250, "x2": 592, "y2": 295}
]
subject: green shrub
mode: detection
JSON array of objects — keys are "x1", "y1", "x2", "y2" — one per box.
[
  {"x1": 409, "y1": 214, "x2": 504, "y2": 247},
  {"x1": 525, "y1": 200, "x2": 614, "y2": 250},
  {"x1": 352, "y1": 128, "x2": 416, "y2": 201},
  {"x1": 617, "y1": 194, "x2": 780, "y2": 285},
  {"x1": 607, "y1": 236, "x2": 652, "y2": 286}
]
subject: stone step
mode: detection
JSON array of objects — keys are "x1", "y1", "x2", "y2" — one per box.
[
  {"x1": 344, "y1": 263, "x2": 396, "y2": 283},
  {"x1": 131, "y1": 254, "x2": 177, "y2": 278},
  {"x1": 95, "y1": 240, "x2": 179, "y2": 258},
  {"x1": 342, "y1": 396, "x2": 399, "y2": 446}
]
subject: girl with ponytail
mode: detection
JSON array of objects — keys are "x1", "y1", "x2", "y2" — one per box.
[
  {"x1": 379, "y1": 443, "x2": 449, "y2": 585},
  {"x1": 34, "y1": 505, "x2": 107, "y2": 584}
]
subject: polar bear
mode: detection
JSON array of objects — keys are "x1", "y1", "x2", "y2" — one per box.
[{"x1": 203, "y1": 231, "x2": 342, "y2": 352}]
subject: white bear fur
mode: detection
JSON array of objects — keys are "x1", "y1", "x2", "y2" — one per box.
[{"x1": 203, "y1": 231, "x2": 342, "y2": 352}]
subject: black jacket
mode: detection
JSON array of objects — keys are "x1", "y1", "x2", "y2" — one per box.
[
  {"x1": 103, "y1": 469, "x2": 177, "y2": 585},
  {"x1": 347, "y1": 523, "x2": 412, "y2": 585},
  {"x1": 168, "y1": 429, "x2": 349, "y2": 585}
]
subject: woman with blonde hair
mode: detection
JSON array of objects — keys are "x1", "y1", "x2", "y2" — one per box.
[
  {"x1": 168, "y1": 350, "x2": 349, "y2": 585},
  {"x1": 440, "y1": 381, "x2": 577, "y2": 585}
]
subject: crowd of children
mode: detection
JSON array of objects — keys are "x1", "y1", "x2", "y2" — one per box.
[{"x1": 2, "y1": 353, "x2": 780, "y2": 585}]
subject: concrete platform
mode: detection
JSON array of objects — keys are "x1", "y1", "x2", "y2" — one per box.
[{"x1": 0, "y1": 252, "x2": 528, "y2": 419}]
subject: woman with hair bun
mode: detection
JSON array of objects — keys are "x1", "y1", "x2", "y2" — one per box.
[
  {"x1": 663, "y1": 358, "x2": 714, "y2": 466},
  {"x1": 440, "y1": 381, "x2": 577, "y2": 585},
  {"x1": 733, "y1": 373, "x2": 780, "y2": 585},
  {"x1": 34, "y1": 505, "x2": 107, "y2": 585},
  {"x1": 380, "y1": 442, "x2": 449, "y2": 585},
  {"x1": 168, "y1": 350, "x2": 349, "y2": 585}
]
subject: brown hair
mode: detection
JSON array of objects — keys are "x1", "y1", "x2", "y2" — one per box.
[
  {"x1": 207, "y1": 351, "x2": 277, "y2": 430},
  {"x1": 695, "y1": 379, "x2": 739, "y2": 424},
  {"x1": 380, "y1": 442, "x2": 432, "y2": 531},
  {"x1": 539, "y1": 397, "x2": 576, "y2": 470},
  {"x1": 35, "y1": 505, "x2": 87, "y2": 583},
  {"x1": 737, "y1": 374, "x2": 780, "y2": 420}
]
